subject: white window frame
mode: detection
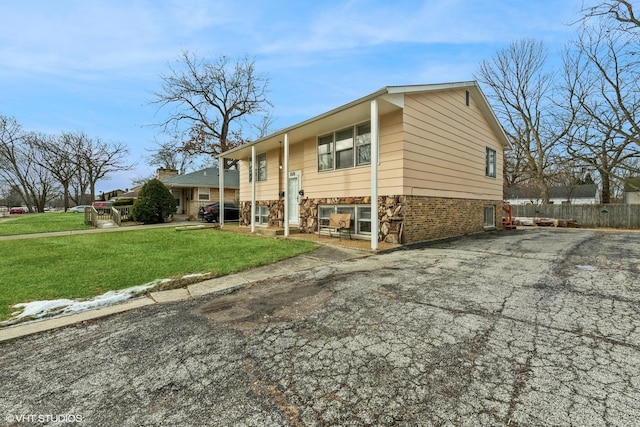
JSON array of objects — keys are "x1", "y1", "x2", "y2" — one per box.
[
  {"x1": 255, "y1": 205, "x2": 269, "y2": 225},
  {"x1": 318, "y1": 205, "x2": 372, "y2": 237},
  {"x1": 485, "y1": 147, "x2": 496, "y2": 178},
  {"x1": 198, "y1": 187, "x2": 210, "y2": 201},
  {"x1": 317, "y1": 122, "x2": 371, "y2": 172},
  {"x1": 484, "y1": 205, "x2": 496, "y2": 228},
  {"x1": 249, "y1": 153, "x2": 267, "y2": 182}
]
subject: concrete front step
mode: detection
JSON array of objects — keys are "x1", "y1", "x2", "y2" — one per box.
[
  {"x1": 97, "y1": 220, "x2": 118, "y2": 229},
  {"x1": 254, "y1": 227, "x2": 284, "y2": 237}
]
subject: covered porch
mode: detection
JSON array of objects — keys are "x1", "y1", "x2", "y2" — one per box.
[{"x1": 217, "y1": 91, "x2": 405, "y2": 250}]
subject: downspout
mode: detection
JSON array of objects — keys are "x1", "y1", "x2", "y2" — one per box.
[
  {"x1": 284, "y1": 133, "x2": 290, "y2": 237},
  {"x1": 251, "y1": 146, "x2": 256, "y2": 233},
  {"x1": 219, "y1": 158, "x2": 225, "y2": 228},
  {"x1": 371, "y1": 99, "x2": 379, "y2": 250}
]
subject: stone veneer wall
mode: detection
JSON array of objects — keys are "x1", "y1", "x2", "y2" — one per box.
[
  {"x1": 239, "y1": 200, "x2": 284, "y2": 227},
  {"x1": 240, "y1": 195, "x2": 500, "y2": 244}
]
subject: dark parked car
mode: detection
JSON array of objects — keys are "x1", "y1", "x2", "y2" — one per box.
[{"x1": 198, "y1": 202, "x2": 239, "y2": 223}]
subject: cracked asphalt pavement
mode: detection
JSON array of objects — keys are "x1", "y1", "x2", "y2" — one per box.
[{"x1": 1, "y1": 228, "x2": 639, "y2": 426}]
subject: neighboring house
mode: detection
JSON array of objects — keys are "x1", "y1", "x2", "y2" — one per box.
[
  {"x1": 624, "y1": 177, "x2": 640, "y2": 204},
  {"x1": 217, "y1": 82, "x2": 509, "y2": 250},
  {"x1": 505, "y1": 184, "x2": 600, "y2": 205},
  {"x1": 96, "y1": 189, "x2": 126, "y2": 201},
  {"x1": 159, "y1": 167, "x2": 239, "y2": 217}
]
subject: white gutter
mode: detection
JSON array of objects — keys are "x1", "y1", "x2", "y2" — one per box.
[
  {"x1": 219, "y1": 158, "x2": 225, "y2": 228},
  {"x1": 284, "y1": 134, "x2": 289, "y2": 237}
]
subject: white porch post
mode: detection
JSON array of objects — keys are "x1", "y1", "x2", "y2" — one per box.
[
  {"x1": 219, "y1": 157, "x2": 225, "y2": 228},
  {"x1": 371, "y1": 99, "x2": 379, "y2": 250},
  {"x1": 284, "y1": 134, "x2": 290, "y2": 237},
  {"x1": 251, "y1": 146, "x2": 256, "y2": 233}
]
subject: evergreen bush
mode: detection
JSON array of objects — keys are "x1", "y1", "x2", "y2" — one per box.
[{"x1": 132, "y1": 179, "x2": 177, "y2": 224}]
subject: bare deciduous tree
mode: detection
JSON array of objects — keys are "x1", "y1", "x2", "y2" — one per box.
[
  {"x1": 152, "y1": 51, "x2": 272, "y2": 169},
  {"x1": 563, "y1": 1, "x2": 640, "y2": 202},
  {"x1": 476, "y1": 39, "x2": 573, "y2": 203},
  {"x1": 76, "y1": 137, "x2": 133, "y2": 201},
  {"x1": 580, "y1": 0, "x2": 640, "y2": 29},
  {"x1": 0, "y1": 119, "x2": 61, "y2": 211},
  {"x1": 146, "y1": 137, "x2": 199, "y2": 175}
]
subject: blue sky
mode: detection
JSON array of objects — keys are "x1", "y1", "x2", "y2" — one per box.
[{"x1": 0, "y1": 0, "x2": 583, "y2": 193}]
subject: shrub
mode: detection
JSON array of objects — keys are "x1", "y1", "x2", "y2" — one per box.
[{"x1": 132, "y1": 179, "x2": 177, "y2": 224}]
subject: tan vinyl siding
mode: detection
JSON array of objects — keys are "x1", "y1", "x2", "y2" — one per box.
[
  {"x1": 238, "y1": 149, "x2": 281, "y2": 201},
  {"x1": 301, "y1": 137, "x2": 372, "y2": 199},
  {"x1": 401, "y1": 90, "x2": 503, "y2": 200},
  {"x1": 297, "y1": 111, "x2": 405, "y2": 199},
  {"x1": 378, "y1": 110, "x2": 405, "y2": 195}
]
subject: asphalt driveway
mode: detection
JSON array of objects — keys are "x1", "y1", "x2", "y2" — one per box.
[{"x1": 1, "y1": 228, "x2": 639, "y2": 426}]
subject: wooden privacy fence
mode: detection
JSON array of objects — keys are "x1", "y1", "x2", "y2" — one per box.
[{"x1": 511, "y1": 204, "x2": 640, "y2": 229}]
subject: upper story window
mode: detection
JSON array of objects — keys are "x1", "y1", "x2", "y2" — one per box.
[
  {"x1": 318, "y1": 122, "x2": 371, "y2": 172},
  {"x1": 249, "y1": 153, "x2": 267, "y2": 182},
  {"x1": 485, "y1": 147, "x2": 496, "y2": 178}
]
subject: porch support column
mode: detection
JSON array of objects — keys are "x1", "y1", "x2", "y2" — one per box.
[
  {"x1": 251, "y1": 146, "x2": 256, "y2": 233},
  {"x1": 370, "y1": 99, "x2": 379, "y2": 250},
  {"x1": 219, "y1": 157, "x2": 225, "y2": 228},
  {"x1": 283, "y1": 133, "x2": 290, "y2": 237}
]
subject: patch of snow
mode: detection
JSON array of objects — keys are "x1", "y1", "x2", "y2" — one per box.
[
  {"x1": 576, "y1": 265, "x2": 597, "y2": 271},
  {"x1": 182, "y1": 272, "x2": 210, "y2": 279},
  {"x1": 3, "y1": 279, "x2": 170, "y2": 325},
  {"x1": 11, "y1": 299, "x2": 75, "y2": 319}
]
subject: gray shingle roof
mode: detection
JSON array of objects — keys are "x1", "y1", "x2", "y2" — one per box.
[{"x1": 161, "y1": 167, "x2": 239, "y2": 188}]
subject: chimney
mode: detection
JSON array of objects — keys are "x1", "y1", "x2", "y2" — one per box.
[{"x1": 156, "y1": 167, "x2": 179, "y2": 180}]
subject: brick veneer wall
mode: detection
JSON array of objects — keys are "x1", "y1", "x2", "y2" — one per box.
[{"x1": 401, "y1": 195, "x2": 500, "y2": 243}]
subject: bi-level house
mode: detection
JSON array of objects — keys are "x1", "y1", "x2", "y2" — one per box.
[{"x1": 217, "y1": 82, "x2": 509, "y2": 250}]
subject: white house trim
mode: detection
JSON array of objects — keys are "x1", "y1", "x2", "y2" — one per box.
[
  {"x1": 219, "y1": 157, "x2": 225, "y2": 228},
  {"x1": 371, "y1": 99, "x2": 379, "y2": 251},
  {"x1": 251, "y1": 146, "x2": 256, "y2": 233},
  {"x1": 284, "y1": 133, "x2": 290, "y2": 237}
]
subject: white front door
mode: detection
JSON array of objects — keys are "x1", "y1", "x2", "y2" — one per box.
[{"x1": 287, "y1": 171, "x2": 301, "y2": 224}]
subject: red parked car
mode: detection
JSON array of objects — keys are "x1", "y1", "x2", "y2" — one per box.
[
  {"x1": 9, "y1": 206, "x2": 29, "y2": 214},
  {"x1": 91, "y1": 201, "x2": 113, "y2": 215}
]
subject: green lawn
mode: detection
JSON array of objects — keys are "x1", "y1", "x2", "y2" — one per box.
[
  {"x1": 0, "y1": 212, "x2": 91, "y2": 236},
  {"x1": 0, "y1": 227, "x2": 316, "y2": 322}
]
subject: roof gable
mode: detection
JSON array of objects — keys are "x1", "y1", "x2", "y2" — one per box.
[{"x1": 219, "y1": 81, "x2": 510, "y2": 160}]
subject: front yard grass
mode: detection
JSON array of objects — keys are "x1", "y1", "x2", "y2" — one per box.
[
  {"x1": 0, "y1": 212, "x2": 91, "y2": 236},
  {"x1": 0, "y1": 228, "x2": 317, "y2": 322}
]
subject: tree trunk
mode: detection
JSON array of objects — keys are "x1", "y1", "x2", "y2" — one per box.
[{"x1": 601, "y1": 170, "x2": 611, "y2": 204}]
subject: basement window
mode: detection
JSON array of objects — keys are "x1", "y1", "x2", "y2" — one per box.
[
  {"x1": 484, "y1": 206, "x2": 496, "y2": 228},
  {"x1": 255, "y1": 205, "x2": 269, "y2": 225}
]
